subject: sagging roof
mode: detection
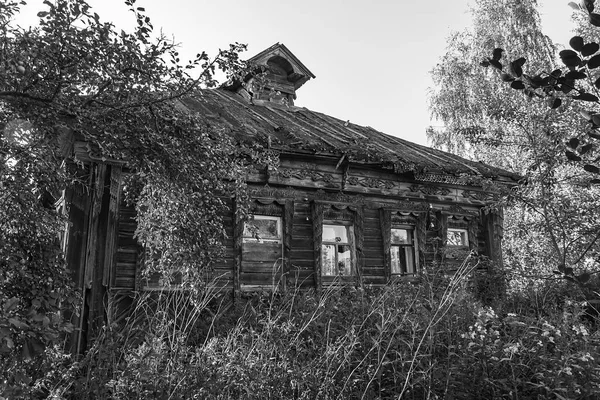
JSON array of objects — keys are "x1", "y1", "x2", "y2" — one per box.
[{"x1": 177, "y1": 89, "x2": 521, "y2": 184}]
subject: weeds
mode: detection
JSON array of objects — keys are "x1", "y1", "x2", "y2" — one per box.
[{"x1": 3, "y1": 256, "x2": 600, "y2": 399}]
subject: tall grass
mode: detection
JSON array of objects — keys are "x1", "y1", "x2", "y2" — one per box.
[{"x1": 13, "y1": 255, "x2": 600, "y2": 399}]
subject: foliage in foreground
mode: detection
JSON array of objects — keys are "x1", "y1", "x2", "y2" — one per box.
[
  {"x1": 428, "y1": 0, "x2": 600, "y2": 296},
  {"x1": 1, "y1": 0, "x2": 270, "y2": 389},
  {"x1": 4, "y1": 258, "x2": 600, "y2": 399}
]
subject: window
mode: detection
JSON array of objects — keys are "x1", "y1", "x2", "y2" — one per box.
[
  {"x1": 390, "y1": 226, "x2": 417, "y2": 275},
  {"x1": 243, "y1": 215, "x2": 282, "y2": 243},
  {"x1": 240, "y1": 214, "x2": 283, "y2": 291},
  {"x1": 447, "y1": 228, "x2": 469, "y2": 247},
  {"x1": 321, "y1": 223, "x2": 354, "y2": 276}
]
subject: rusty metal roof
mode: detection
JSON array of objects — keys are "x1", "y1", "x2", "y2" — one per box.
[{"x1": 178, "y1": 89, "x2": 521, "y2": 183}]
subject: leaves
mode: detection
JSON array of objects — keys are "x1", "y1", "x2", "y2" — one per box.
[
  {"x1": 568, "y1": 137, "x2": 580, "y2": 149},
  {"x1": 547, "y1": 97, "x2": 562, "y2": 109},
  {"x1": 588, "y1": 53, "x2": 600, "y2": 68},
  {"x1": 492, "y1": 48, "x2": 504, "y2": 61},
  {"x1": 580, "y1": 143, "x2": 594, "y2": 154},
  {"x1": 570, "y1": 36, "x2": 585, "y2": 52},
  {"x1": 583, "y1": 0, "x2": 596, "y2": 13},
  {"x1": 590, "y1": 12, "x2": 600, "y2": 26},
  {"x1": 581, "y1": 42, "x2": 599, "y2": 56},
  {"x1": 566, "y1": 150, "x2": 582, "y2": 161},
  {"x1": 572, "y1": 92, "x2": 599, "y2": 101},
  {"x1": 509, "y1": 58, "x2": 526, "y2": 77},
  {"x1": 510, "y1": 80, "x2": 525, "y2": 90},
  {"x1": 559, "y1": 49, "x2": 582, "y2": 67}
]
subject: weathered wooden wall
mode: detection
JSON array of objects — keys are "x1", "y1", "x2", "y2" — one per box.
[{"x1": 73, "y1": 156, "x2": 504, "y2": 316}]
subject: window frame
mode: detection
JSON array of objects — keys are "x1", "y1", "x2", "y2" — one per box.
[
  {"x1": 320, "y1": 221, "x2": 356, "y2": 277},
  {"x1": 390, "y1": 224, "x2": 418, "y2": 276}
]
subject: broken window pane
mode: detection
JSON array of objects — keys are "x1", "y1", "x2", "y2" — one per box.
[
  {"x1": 322, "y1": 224, "x2": 349, "y2": 243},
  {"x1": 447, "y1": 228, "x2": 468, "y2": 246},
  {"x1": 243, "y1": 216, "x2": 281, "y2": 241}
]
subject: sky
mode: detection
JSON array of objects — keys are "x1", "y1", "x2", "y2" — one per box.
[{"x1": 15, "y1": 0, "x2": 578, "y2": 145}]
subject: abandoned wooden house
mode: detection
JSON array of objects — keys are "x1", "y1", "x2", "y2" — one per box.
[{"x1": 62, "y1": 43, "x2": 520, "y2": 350}]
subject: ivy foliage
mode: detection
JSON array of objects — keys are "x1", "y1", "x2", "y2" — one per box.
[{"x1": 1, "y1": 0, "x2": 269, "y2": 395}]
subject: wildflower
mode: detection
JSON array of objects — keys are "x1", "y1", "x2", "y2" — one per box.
[
  {"x1": 572, "y1": 324, "x2": 589, "y2": 336},
  {"x1": 503, "y1": 343, "x2": 520, "y2": 355}
]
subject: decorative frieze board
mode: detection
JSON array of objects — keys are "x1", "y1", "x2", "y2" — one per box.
[
  {"x1": 248, "y1": 184, "x2": 298, "y2": 199},
  {"x1": 273, "y1": 164, "x2": 490, "y2": 201},
  {"x1": 409, "y1": 184, "x2": 451, "y2": 196},
  {"x1": 462, "y1": 189, "x2": 497, "y2": 202},
  {"x1": 414, "y1": 173, "x2": 469, "y2": 185},
  {"x1": 277, "y1": 167, "x2": 335, "y2": 183},
  {"x1": 248, "y1": 185, "x2": 432, "y2": 212},
  {"x1": 346, "y1": 176, "x2": 395, "y2": 190}
]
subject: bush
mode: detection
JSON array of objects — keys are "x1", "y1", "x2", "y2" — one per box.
[{"x1": 7, "y1": 257, "x2": 600, "y2": 399}]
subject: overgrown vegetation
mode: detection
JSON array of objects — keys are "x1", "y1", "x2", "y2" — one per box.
[
  {"x1": 4, "y1": 257, "x2": 599, "y2": 399},
  {"x1": 429, "y1": 0, "x2": 600, "y2": 296},
  {"x1": 4, "y1": 0, "x2": 600, "y2": 398},
  {"x1": 0, "y1": 0, "x2": 267, "y2": 393}
]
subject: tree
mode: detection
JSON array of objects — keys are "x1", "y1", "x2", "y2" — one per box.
[
  {"x1": 428, "y1": 0, "x2": 600, "y2": 295},
  {"x1": 0, "y1": 1, "x2": 267, "y2": 396}
]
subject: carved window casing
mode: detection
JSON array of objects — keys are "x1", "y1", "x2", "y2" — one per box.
[
  {"x1": 390, "y1": 226, "x2": 418, "y2": 275},
  {"x1": 312, "y1": 201, "x2": 364, "y2": 287},
  {"x1": 234, "y1": 198, "x2": 294, "y2": 293},
  {"x1": 321, "y1": 223, "x2": 355, "y2": 276},
  {"x1": 380, "y1": 209, "x2": 426, "y2": 281}
]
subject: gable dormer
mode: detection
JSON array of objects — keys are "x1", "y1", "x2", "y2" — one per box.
[{"x1": 245, "y1": 43, "x2": 315, "y2": 106}]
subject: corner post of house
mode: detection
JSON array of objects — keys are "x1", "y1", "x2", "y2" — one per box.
[
  {"x1": 233, "y1": 197, "x2": 244, "y2": 300},
  {"x1": 483, "y1": 207, "x2": 504, "y2": 269}
]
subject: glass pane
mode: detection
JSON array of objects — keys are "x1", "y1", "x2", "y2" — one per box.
[
  {"x1": 244, "y1": 217, "x2": 280, "y2": 240},
  {"x1": 447, "y1": 229, "x2": 468, "y2": 246},
  {"x1": 391, "y1": 246, "x2": 415, "y2": 274},
  {"x1": 391, "y1": 228, "x2": 412, "y2": 244},
  {"x1": 337, "y1": 245, "x2": 352, "y2": 275},
  {"x1": 321, "y1": 244, "x2": 336, "y2": 276},
  {"x1": 391, "y1": 246, "x2": 401, "y2": 274},
  {"x1": 322, "y1": 224, "x2": 349, "y2": 243},
  {"x1": 403, "y1": 247, "x2": 415, "y2": 274}
]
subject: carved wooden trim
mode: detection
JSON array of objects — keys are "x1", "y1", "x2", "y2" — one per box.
[
  {"x1": 312, "y1": 201, "x2": 364, "y2": 288},
  {"x1": 313, "y1": 189, "x2": 361, "y2": 204},
  {"x1": 462, "y1": 189, "x2": 494, "y2": 202},
  {"x1": 346, "y1": 176, "x2": 396, "y2": 190},
  {"x1": 277, "y1": 165, "x2": 337, "y2": 186},
  {"x1": 249, "y1": 184, "x2": 298, "y2": 199},
  {"x1": 409, "y1": 184, "x2": 451, "y2": 196},
  {"x1": 446, "y1": 204, "x2": 478, "y2": 218},
  {"x1": 414, "y1": 172, "x2": 466, "y2": 185},
  {"x1": 251, "y1": 200, "x2": 283, "y2": 216}
]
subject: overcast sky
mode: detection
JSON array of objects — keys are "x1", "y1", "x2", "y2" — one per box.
[{"x1": 16, "y1": 0, "x2": 577, "y2": 145}]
